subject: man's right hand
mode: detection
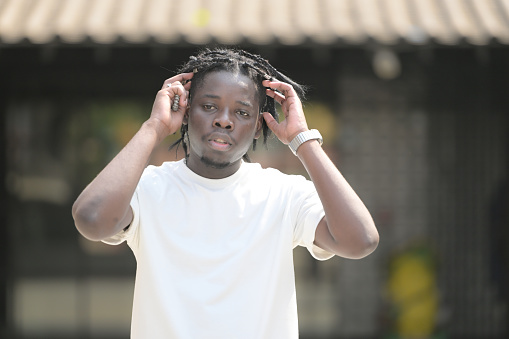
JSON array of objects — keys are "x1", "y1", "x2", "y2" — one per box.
[{"x1": 149, "y1": 72, "x2": 194, "y2": 140}]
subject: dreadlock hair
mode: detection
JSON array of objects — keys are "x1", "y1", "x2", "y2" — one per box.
[{"x1": 169, "y1": 47, "x2": 307, "y2": 162}]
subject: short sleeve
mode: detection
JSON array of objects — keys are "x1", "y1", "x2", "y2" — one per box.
[
  {"x1": 292, "y1": 180, "x2": 334, "y2": 261},
  {"x1": 101, "y1": 189, "x2": 140, "y2": 246}
]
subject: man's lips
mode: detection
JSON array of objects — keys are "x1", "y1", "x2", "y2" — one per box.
[
  {"x1": 208, "y1": 134, "x2": 232, "y2": 151},
  {"x1": 212, "y1": 138, "x2": 230, "y2": 145}
]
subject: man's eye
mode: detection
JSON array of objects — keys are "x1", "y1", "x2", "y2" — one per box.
[
  {"x1": 203, "y1": 104, "x2": 215, "y2": 110},
  {"x1": 237, "y1": 110, "x2": 249, "y2": 116}
]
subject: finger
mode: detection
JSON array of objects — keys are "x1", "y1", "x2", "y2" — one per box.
[
  {"x1": 167, "y1": 81, "x2": 189, "y2": 96},
  {"x1": 262, "y1": 112, "x2": 280, "y2": 133},
  {"x1": 266, "y1": 88, "x2": 286, "y2": 105},
  {"x1": 162, "y1": 72, "x2": 194, "y2": 89},
  {"x1": 262, "y1": 79, "x2": 294, "y2": 95},
  {"x1": 165, "y1": 82, "x2": 187, "y2": 112},
  {"x1": 166, "y1": 82, "x2": 184, "y2": 99},
  {"x1": 166, "y1": 79, "x2": 192, "y2": 105},
  {"x1": 172, "y1": 72, "x2": 194, "y2": 83}
]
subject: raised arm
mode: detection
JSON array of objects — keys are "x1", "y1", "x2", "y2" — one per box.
[
  {"x1": 72, "y1": 73, "x2": 193, "y2": 241},
  {"x1": 262, "y1": 80, "x2": 379, "y2": 259}
]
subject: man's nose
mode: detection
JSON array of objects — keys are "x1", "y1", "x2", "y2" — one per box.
[{"x1": 213, "y1": 109, "x2": 234, "y2": 130}]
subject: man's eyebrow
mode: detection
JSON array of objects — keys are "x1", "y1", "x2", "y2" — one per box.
[
  {"x1": 203, "y1": 94, "x2": 253, "y2": 108},
  {"x1": 203, "y1": 94, "x2": 220, "y2": 99},
  {"x1": 237, "y1": 100, "x2": 253, "y2": 108}
]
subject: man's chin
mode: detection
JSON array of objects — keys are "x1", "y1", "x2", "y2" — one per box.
[{"x1": 200, "y1": 156, "x2": 231, "y2": 170}]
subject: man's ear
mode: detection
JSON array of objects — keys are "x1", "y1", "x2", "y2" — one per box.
[{"x1": 254, "y1": 114, "x2": 263, "y2": 139}]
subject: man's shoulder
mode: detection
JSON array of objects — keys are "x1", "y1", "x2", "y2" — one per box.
[
  {"x1": 144, "y1": 160, "x2": 184, "y2": 175},
  {"x1": 138, "y1": 160, "x2": 185, "y2": 186}
]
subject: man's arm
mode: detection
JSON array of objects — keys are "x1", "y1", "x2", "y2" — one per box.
[
  {"x1": 72, "y1": 73, "x2": 193, "y2": 241},
  {"x1": 262, "y1": 80, "x2": 379, "y2": 259},
  {"x1": 296, "y1": 141, "x2": 378, "y2": 259}
]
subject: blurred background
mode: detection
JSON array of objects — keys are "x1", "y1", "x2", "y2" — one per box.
[{"x1": 1, "y1": 0, "x2": 508, "y2": 338}]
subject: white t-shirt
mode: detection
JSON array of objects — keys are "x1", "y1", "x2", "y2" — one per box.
[{"x1": 104, "y1": 160, "x2": 333, "y2": 339}]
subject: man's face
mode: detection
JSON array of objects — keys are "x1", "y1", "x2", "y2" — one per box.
[{"x1": 184, "y1": 70, "x2": 262, "y2": 178}]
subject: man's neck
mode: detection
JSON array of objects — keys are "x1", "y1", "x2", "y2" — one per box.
[{"x1": 185, "y1": 157, "x2": 242, "y2": 179}]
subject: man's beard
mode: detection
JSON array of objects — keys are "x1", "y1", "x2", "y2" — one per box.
[{"x1": 200, "y1": 156, "x2": 231, "y2": 169}]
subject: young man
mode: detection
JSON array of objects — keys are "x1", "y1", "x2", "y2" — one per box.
[{"x1": 72, "y1": 48, "x2": 379, "y2": 338}]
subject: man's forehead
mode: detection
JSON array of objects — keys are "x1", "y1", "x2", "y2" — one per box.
[
  {"x1": 201, "y1": 70, "x2": 253, "y2": 86},
  {"x1": 195, "y1": 71, "x2": 258, "y2": 100}
]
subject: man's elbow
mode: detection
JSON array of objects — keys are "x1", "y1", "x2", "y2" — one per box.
[
  {"x1": 338, "y1": 225, "x2": 379, "y2": 260},
  {"x1": 72, "y1": 202, "x2": 110, "y2": 242},
  {"x1": 350, "y1": 231, "x2": 379, "y2": 259}
]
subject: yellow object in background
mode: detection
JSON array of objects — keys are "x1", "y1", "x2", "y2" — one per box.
[
  {"x1": 192, "y1": 8, "x2": 211, "y2": 27},
  {"x1": 387, "y1": 244, "x2": 439, "y2": 338}
]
